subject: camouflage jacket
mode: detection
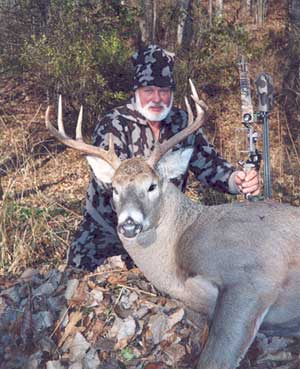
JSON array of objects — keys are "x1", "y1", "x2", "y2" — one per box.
[{"x1": 91, "y1": 98, "x2": 238, "y2": 195}]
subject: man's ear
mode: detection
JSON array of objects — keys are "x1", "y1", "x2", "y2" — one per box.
[
  {"x1": 86, "y1": 155, "x2": 116, "y2": 184},
  {"x1": 156, "y1": 147, "x2": 193, "y2": 180}
]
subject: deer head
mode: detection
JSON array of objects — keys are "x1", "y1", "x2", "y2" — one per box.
[{"x1": 45, "y1": 81, "x2": 207, "y2": 239}]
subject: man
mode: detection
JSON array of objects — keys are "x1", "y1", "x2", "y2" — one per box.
[{"x1": 67, "y1": 44, "x2": 259, "y2": 270}]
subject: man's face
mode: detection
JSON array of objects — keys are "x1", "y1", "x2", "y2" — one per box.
[{"x1": 135, "y1": 86, "x2": 173, "y2": 122}]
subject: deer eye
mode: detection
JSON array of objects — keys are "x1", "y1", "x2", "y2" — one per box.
[{"x1": 148, "y1": 184, "x2": 157, "y2": 192}]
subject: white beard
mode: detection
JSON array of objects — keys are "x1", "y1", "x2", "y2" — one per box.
[{"x1": 135, "y1": 91, "x2": 173, "y2": 122}]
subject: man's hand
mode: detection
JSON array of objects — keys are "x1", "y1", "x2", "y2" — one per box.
[{"x1": 235, "y1": 169, "x2": 260, "y2": 196}]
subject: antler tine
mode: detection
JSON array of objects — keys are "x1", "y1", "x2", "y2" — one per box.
[
  {"x1": 184, "y1": 96, "x2": 194, "y2": 127},
  {"x1": 76, "y1": 105, "x2": 83, "y2": 141},
  {"x1": 147, "y1": 80, "x2": 207, "y2": 168},
  {"x1": 58, "y1": 95, "x2": 66, "y2": 136},
  {"x1": 45, "y1": 97, "x2": 121, "y2": 169},
  {"x1": 189, "y1": 79, "x2": 209, "y2": 117}
]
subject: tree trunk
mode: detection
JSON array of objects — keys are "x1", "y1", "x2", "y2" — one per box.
[
  {"x1": 282, "y1": 0, "x2": 300, "y2": 143},
  {"x1": 241, "y1": 0, "x2": 252, "y2": 17},
  {"x1": 215, "y1": 0, "x2": 223, "y2": 18},
  {"x1": 208, "y1": 0, "x2": 212, "y2": 26},
  {"x1": 254, "y1": 0, "x2": 268, "y2": 25},
  {"x1": 177, "y1": 0, "x2": 193, "y2": 49},
  {"x1": 138, "y1": 0, "x2": 157, "y2": 44}
]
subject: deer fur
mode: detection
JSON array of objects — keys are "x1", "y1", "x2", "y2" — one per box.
[{"x1": 87, "y1": 148, "x2": 300, "y2": 369}]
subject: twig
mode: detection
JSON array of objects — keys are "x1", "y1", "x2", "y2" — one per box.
[
  {"x1": 285, "y1": 146, "x2": 293, "y2": 168},
  {"x1": 54, "y1": 201, "x2": 82, "y2": 218},
  {"x1": 83, "y1": 269, "x2": 130, "y2": 280},
  {"x1": 278, "y1": 110, "x2": 282, "y2": 178},
  {"x1": 29, "y1": 104, "x2": 42, "y2": 126},
  {"x1": 52, "y1": 233, "x2": 70, "y2": 248},
  {"x1": 0, "y1": 115, "x2": 7, "y2": 128},
  {"x1": 50, "y1": 305, "x2": 71, "y2": 339},
  {"x1": 117, "y1": 283, "x2": 157, "y2": 297},
  {"x1": 114, "y1": 286, "x2": 125, "y2": 306}
]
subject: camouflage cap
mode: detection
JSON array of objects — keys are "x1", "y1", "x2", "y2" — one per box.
[{"x1": 132, "y1": 44, "x2": 176, "y2": 90}]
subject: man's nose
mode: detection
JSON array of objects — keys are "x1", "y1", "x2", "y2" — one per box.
[{"x1": 152, "y1": 89, "x2": 161, "y2": 103}]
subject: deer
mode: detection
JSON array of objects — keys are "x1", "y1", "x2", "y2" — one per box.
[{"x1": 45, "y1": 82, "x2": 300, "y2": 369}]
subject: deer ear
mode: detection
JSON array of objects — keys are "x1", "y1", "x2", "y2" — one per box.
[
  {"x1": 156, "y1": 147, "x2": 193, "y2": 180},
  {"x1": 86, "y1": 155, "x2": 115, "y2": 183}
]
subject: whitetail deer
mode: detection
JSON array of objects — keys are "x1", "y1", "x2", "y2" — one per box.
[{"x1": 46, "y1": 82, "x2": 300, "y2": 369}]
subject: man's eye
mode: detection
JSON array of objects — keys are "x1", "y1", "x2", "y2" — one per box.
[
  {"x1": 148, "y1": 184, "x2": 157, "y2": 192},
  {"x1": 143, "y1": 87, "x2": 153, "y2": 93}
]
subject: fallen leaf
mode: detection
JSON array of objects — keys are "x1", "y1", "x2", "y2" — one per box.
[{"x1": 58, "y1": 310, "x2": 82, "y2": 347}]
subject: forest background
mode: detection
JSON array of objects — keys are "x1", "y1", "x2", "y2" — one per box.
[{"x1": 0, "y1": 0, "x2": 300, "y2": 275}]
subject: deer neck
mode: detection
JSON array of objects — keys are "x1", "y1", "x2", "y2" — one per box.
[{"x1": 121, "y1": 182, "x2": 201, "y2": 294}]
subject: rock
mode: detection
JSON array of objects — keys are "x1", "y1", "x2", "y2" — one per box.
[
  {"x1": 133, "y1": 306, "x2": 149, "y2": 320},
  {"x1": 46, "y1": 360, "x2": 64, "y2": 369},
  {"x1": 68, "y1": 332, "x2": 91, "y2": 362},
  {"x1": 148, "y1": 313, "x2": 168, "y2": 345},
  {"x1": 88, "y1": 286, "x2": 104, "y2": 307},
  {"x1": 69, "y1": 363, "x2": 83, "y2": 369},
  {"x1": 82, "y1": 347, "x2": 101, "y2": 369},
  {"x1": 27, "y1": 351, "x2": 44, "y2": 369},
  {"x1": 1, "y1": 284, "x2": 26, "y2": 303},
  {"x1": 106, "y1": 256, "x2": 127, "y2": 270},
  {"x1": 33, "y1": 311, "x2": 54, "y2": 331},
  {"x1": 166, "y1": 308, "x2": 185, "y2": 330},
  {"x1": 64, "y1": 279, "x2": 79, "y2": 300},
  {"x1": 110, "y1": 316, "x2": 136, "y2": 343},
  {"x1": 19, "y1": 268, "x2": 40, "y2": 282},
  {"x1": 36, "y1": 336, "x2": 57, "y2": 354},
  {"x1": 33, "y1": 270, "x2": 62, "y2": 297}
]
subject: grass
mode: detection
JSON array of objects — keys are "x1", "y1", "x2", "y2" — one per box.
[
  {"x1": 0, "y1": 183, "x2": 81, "y2": 274},
  {"x1": 0, "y1": 195, "x2": 77, "y2": 273},
  {"x1": 0, "y1": 105, "x2": 86, "y2": 275}
]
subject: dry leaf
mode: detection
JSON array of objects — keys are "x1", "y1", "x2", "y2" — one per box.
[{"x1": 58, "y1": 310, "x2": 83, "y2": 347}]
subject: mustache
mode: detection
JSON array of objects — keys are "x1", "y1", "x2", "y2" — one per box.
[{"x1": 147, "y1": 102, "x2": 168, "y2": 108}]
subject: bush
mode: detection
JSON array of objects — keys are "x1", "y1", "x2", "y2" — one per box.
[{"x1": 0, "y1": 1, "x2": 138, "y2": 128}]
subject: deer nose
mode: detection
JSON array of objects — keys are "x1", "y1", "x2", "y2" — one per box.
[{"x1": 117, "y1": 217, "x2": 143, "y2": 238}]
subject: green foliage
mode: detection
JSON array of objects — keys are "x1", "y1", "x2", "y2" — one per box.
[
  {"x1": 174, "y1": 17, "x2": 252, "y2": 103},
  {"x1": 0, "y1": 1, "x2": 138, "y2": 127},
  {"x1": 120, "y1": 346, "x2": 136, "y2": 361}
]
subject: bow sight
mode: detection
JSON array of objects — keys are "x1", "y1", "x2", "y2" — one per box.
[{"x1": 238, "y1": 56, "x2": 274, "y2": 199}]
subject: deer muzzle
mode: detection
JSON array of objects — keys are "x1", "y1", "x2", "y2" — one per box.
[{"x1": 117, "y1": 217, "x2": 143, "y2": 239}]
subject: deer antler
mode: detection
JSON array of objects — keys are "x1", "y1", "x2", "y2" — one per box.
[
  {"x1": 45, "y1": 96, "x2": 121, "y2": 169},
  {"x1": 147, "y1": 79, "x2": 207, "y2": 168}
]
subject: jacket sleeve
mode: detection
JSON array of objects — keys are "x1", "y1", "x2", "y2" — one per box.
[
  {"x1": 93, "y1": 111, "x2": 128, "y2": 157},
  {"x1": 89, "y1": 112, "x2": 128, "y2": 194},
  {"x1": 189, "y1": 128, "x2": 239, "y2": 194}
]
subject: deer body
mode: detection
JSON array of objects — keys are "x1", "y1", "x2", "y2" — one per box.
[
  {"x1": 116, "y1": 172, "x2": 300, "y2": 369},
  {"x1": 122, "y1": 184, "x2": 300, "y2": 325},
  {"x1": 46, "y1": 87, "x2": 300, "y2": 369}
]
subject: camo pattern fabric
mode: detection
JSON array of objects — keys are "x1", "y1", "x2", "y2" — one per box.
[
  {"x1": 132, "y1": 44, "x2": 176, "y2": 90},
  {"x1": 67, "y1": 98, "x2": 236, "y2": 270}
]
